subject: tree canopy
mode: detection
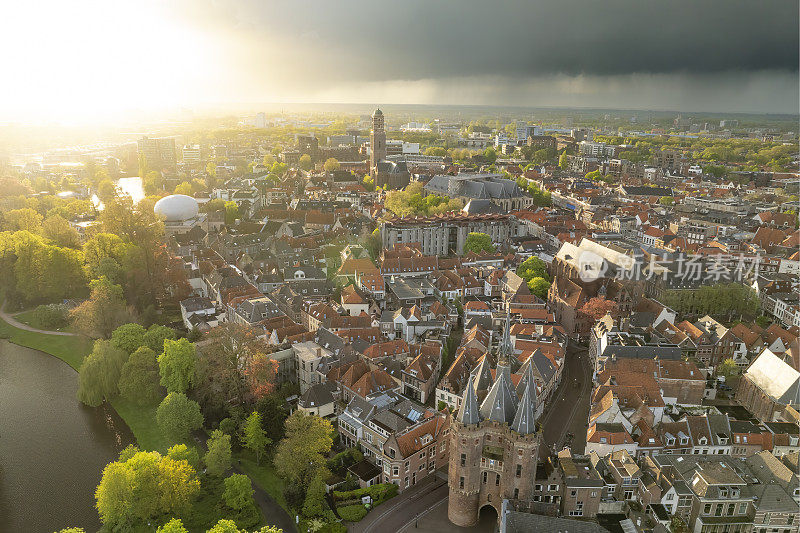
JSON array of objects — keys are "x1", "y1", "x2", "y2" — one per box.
[
  {"x1": 156, "y1": 392, "x2": 204, "y2": 442},
  {"x1": 463, "y1": 232, "x2": 495, "y2": 254}
]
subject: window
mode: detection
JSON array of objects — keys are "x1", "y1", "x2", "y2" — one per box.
[
  {"x1": 535, "y1": 484, "x2": 543, "y2": 491},
  {"x1": 714, "y1": 504, "x2": 722, "y2": 517},
  {"x1": 483, "y1": 471, "x2": 488, "y2": 484},
  {"x1": 591, "y1": 491, "x2": 597, "y2": 498},
  {"x1": 459, "y1": 477, "x2": 464, "y2": 489},
  {"x1": 571, "y1": 490, "x2": 577, "y2": 497},
  {"x1": 549, "y1": 484, "x2": 559, "y2": 492},
  {"x1": 392, "y1": 466, "x2": 399, "y2": 476},
  {"x1": 727, "y1": 503, "x2": 735, "y2": 516},
  {"x1": 460, "y1": 453, "x2": 466, "y2": 467},
  {"x1": 720, "y1": 488, "x2": 728, "y2": 498},
  {"x1": 704, "y1": 504, "x2": 712, "y2": 515},
  {"x1": 737, "y1": 503, "x2": 747, "y2": 515},
  {"x1": 514, "y1": 488, "x2": 519, "y2": 499},
  {"x1": 495, "y1": 473, "x2": 500, "y2": 486},
  {"x1": 516, "y1": 464, "x2": 522, "y2": 478}
]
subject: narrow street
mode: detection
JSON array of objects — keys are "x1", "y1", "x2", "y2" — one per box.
[{"x1": 540, "y1": 343, "x2": 593, "y2": 454}]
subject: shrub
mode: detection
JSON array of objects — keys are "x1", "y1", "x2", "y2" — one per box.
[
  {"x1": 337, "y1": 505, "x2": 367, "y2": 522},
  {"x1": 333, "y1": 482, "x2": 398, "y2": 505},
  {"x1": 32, "y1": 303, "x2": 69, "y2": 329}
]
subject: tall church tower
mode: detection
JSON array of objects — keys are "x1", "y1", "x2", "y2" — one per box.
[{"x1": 370, "y1": 108, "x2": 386, "y2": 176}]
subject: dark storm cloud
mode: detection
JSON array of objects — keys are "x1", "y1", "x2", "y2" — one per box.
[{"x1": 210, "y1": 0, "x2": 798, "y2": 82}]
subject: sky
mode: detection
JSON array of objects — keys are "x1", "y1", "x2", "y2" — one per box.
[{"x1": 1, "y1": 0, "x2": 797, "y2": 124}]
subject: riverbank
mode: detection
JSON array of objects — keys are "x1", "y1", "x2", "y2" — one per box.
[
  {"x1": 0, "y1": 314, "x2": 170, "y2": 451},
  {"x1": 0, "y1": 312, "x2": 294, "y2": 531}
]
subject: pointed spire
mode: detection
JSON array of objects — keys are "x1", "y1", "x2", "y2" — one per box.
[
  {"x1": 480, "y1": 371, "x2": 518, "y2": 424},
  {"x1": 498, "y1": 308, "x2": 513, "y2": 366},
  {"x1": 516, "y1": 358, "x2": 536, "y2": 400},
  {"x1": 512, "y1": 376, "x2": 538, "y2": 435},
  {"x1": 456, "y1": 376, "x2": 481, "y2": 425},
  {"x1": 471, "y1": 354, "x2": 493, "y2": 392}
]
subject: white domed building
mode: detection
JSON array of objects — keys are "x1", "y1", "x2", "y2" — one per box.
[{"x1": 154, "y1": 194, "x2": 206, "y2": 236}]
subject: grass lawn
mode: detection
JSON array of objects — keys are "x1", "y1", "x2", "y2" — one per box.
[
  {"x1": 13, "y1": 308, "x2": 76, "y2": 333},
  {"x1": 236, "y1": 451, "x2": 289, "y2": 512},
  {"x1": 0, "y1": 314, "x2": 91, "y2": 370}
]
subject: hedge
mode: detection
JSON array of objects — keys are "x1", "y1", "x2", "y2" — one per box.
[
  {"x1": 333, "y1": 482, "x2": 398, "y2": 505},
  {"x1": 338, "y1": 504, "x2": 368, "y2": 522}
]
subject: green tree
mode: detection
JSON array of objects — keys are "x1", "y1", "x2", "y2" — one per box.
[
  {"x1": 528, "y1": 277, "x2": 551, "y2": 299},
  {"x1": 6, "y1": 207, "x2": 43, "y2": 232},
  {"x1": 558, "y1": 151, "x2": 569, "y2": 169},
  {"x1": 95, "y1": 450, "x2": 200, "y2": 530},
  {"x1": 223, "y1": 473, "x2": 255, "y2": 510},
  {"x1": 157, "y1": 518, "x2": 189, "y2": 533},
  {"x1": 205, "y1": 429, "x2": 232, "y2": 476},
  {"x1": 41, "y1": 214, "x2": 81, "y2": 248},
  {"x1": 118, "y1": 346, "x2": 162, "y2": 405},
  {"x1": 242, "y1": 411, "x2": 271, "y2": 465},
  {"x1": 302, "y1": 472, "x2": 326, "y2": 518},
  {"x1": 483, "y1": 147, "x2": 497, "y2": 164},
  {"x1": 167, "y1": 443, "x2": 201, "y2": 470},
  {"x1": 77, "y1": 340, "x2": 129, "y2": 407},
  {"x1": 424, "y1": 146, "x2": 448, "y2": 157},
  {"x1": 274, "y1": 411, "x2": 334, "y2": 486},
  {"x1": 110, "y1": 323, "x2": 147, "y2": 354},
  {"x1": 202, "y1": 198, "x2": 227, "y2": 213},
  {"x1": 299, "y1": 154, "x2": 313, "y2": 171},
  {"x1": 517, "y1": 256, "x2": 550, "y2": 282},
  {"x1": 224, "y1": 201, "x2": 240, "y2": 225},
  {"x1": 82, "y1": 233, "x2": 128, "y2": 280},
  {"x1": 71, "y1": 277, "x2": 132, "y2": 338},
  {"x1": 143, "y1": 324, "x2": 177, "y2": 353},
  {"x1": 174, "y1": 182, "x2": 193, "y2": 195},
  {"x1": 323, "y1": 158, "x2": 340, "y2": 172},
  {"x1": 463, "y1": 232, "x2": 495, "y2": 254},
  {"x1": 717, "y1": 358, "x2": 739, "y2": 380},
  {"x1": 156, "y1": 392, "x2": 204, "y2": 442},
  {"x1": 659, "y1": 196, "x2": 674, "y2": 205},
  {"x1": 158, "y1": 338, "x2": 196, "y2": 393}
]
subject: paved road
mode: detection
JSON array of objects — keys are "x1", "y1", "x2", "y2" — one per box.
[
  {"x1": 350, "y1": 474, "x2": 450, "y2": 533},
  {"x1": 0, "y1": 301, "x2": 77, "y2": 336},
  {"x1": 540, "y1": 343, "x2": 593, "y2": 454}
]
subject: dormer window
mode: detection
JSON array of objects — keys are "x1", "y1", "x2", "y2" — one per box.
[
  {"x1": 730, "y1": 488, "x2": 739, "y2": 498},
  {"x1": 680, "y1": 436, "x2": 689, "y2": 445},
  {"x1": 720, "y1": 488, "x2": 728, "y2": 498},
  {"x1": 698, "y1": 437, "x2": 707, "y2": 445},
  {"x1": 666, "y1": 437, "x2": 676, "y2": 446}
]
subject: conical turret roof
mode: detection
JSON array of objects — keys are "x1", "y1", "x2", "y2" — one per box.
[
  {"x1": 456, "y1": 375, "x2": 481, "y2": 425},
  {"x1": 480, "y1": 371, "x2": 518, "y2": 424}
]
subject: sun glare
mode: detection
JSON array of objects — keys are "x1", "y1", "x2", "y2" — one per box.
[{"x1": 1, "y1": 1, "x2": 215, "y2": 124}]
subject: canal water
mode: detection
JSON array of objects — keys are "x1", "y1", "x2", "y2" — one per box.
[{"x1": 0, "y1": 340, "x2": 134, "y2": 532}]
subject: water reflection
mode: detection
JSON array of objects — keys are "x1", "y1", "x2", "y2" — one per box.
[{"x1": 0, "y1": 340, "x2": 134, "y2": 532}]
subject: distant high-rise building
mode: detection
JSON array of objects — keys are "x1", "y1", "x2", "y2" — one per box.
[
  {"x1": 370, "y1": 108, "x2": 386, "y2": 175},
  {"x1": 137, "y1": 136, "x2": 177, "y2": 172},
  {"x1": 182, "y1": 145, "x2": 202, "y2": 164},
  {"x1": 515, "y1": 121, "x2": 541, "y2": 143},
  {"x1": 255, "y1": 112, "x2": 267, "y2": 129},
  {"x1": 720, "y1": 119, "x2": 739, "y2": 128}
]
